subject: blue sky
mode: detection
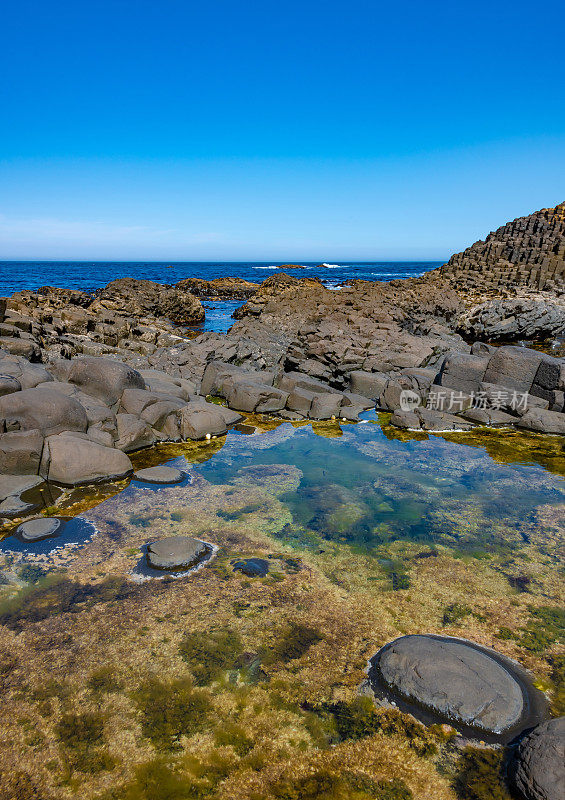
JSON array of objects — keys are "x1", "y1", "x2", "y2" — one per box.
[{"x1": 1, "y1": 0, "x2": 563, "y2": 261}]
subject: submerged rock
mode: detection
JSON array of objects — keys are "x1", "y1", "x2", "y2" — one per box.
[
  {"x1": 232, "y1": 557, "x2": 269, "y2": 577},
  {"x1": 17, "y1": 517, "x2": 61, "y2": 542},
  {"x1": 146, "y1": 535, "x2": 210, "y2": 570},
  {"x1": 374, "y1": 634, "x2": 524, "y2": 734},
  {"x1": 133, "y1": 466, "x2": 184, "y2": 484},
  {"x1": 511, "y1": 717, "x2": 565, "y2": 800}
]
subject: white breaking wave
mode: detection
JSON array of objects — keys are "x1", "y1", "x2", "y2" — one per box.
[{"x1": 319, "y1": 263, "x2": 341, "y2": 268}]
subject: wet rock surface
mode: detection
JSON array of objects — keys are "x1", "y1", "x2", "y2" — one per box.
[
  {"x1": 511, "y1": 717, "x2": 565, "y2": 800},
  {"x1": 232, "y1": 557, "x2": 269, "y2": 577},
  {"x1": 146, "y1": 535, "x2": 211, "y2": 570},
  {"x1": 372, "y1": 634, "x2": 526, "y2": 735},
  {"x1": 133, "y1": 466, "x2": 185, "y2": 484},
  {"x1": 16, "y1": 517, "x2": 62, "y2": 542}
]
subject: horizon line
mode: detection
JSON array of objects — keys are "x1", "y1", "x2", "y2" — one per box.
[{"x1": 0, "y1": 258, "x2": 447, "y2": 264}]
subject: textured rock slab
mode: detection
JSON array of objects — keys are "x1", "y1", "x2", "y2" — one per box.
[
  {"x1": 146, "y1": 536, "x2": 210, "y2": 570},
  {"x1": 134, "y1": 466, "x2": 184, "y2": 484},
  {"x1": 67, "y1": 356, "x2": 146, "y2": 406},
  {"x1": 17, "y1": 517, "x2": 61, "y2": 542},
  {"x1": 376, "y1": 635, "x2": 524, "y2": 733},
  {"x1": 512, "y1": 717, "x2": 565, "y2": 800}
]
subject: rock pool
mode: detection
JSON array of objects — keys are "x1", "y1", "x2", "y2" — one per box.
[{"x1": 0, "y1": 415, "x2": 563, "y2": 799}]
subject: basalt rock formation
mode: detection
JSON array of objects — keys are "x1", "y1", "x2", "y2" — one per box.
[
  {"x1": 0, "y1": 349, "x2": 242, "y2": 514},
  {"x1": 91, "y1": 277, "x2": 205, "y2": 325},
  {"x1": 1, "y1": 279, "x2": 204, "y2": 363},
  {"x1": 440, "y1": 202, "x2": 565, "y2": 291}
]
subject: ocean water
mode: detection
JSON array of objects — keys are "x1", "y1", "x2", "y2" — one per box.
[
  {"x1": 0, "y1": 260, "x2": 441, "y2": 333},
  {"x1": 0, "y1": 260, "x2": 440, "y2": 298}
]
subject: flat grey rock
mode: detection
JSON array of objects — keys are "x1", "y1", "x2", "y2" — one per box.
[
  {"x1": 376, "y1": 634, "x2": 524, "y2": 734},
  {"x1": 134, "y1": 466, "x2": 184, "y2": 484},
  {"x1": 512, "y1": 717, "x2": 565, "y2": 800},
  {"x1": 17, "y1": 517, "x2": 62, "y2": 542},
  {"x1": 146, "y1": 535, "x2": 209, "y2": 570},
  {"x1": 0, "y1": 495, "x2": 38, "y2": 518},
  {"x1": 0, "y1": 474, "x2": 43, "y2": 503}
]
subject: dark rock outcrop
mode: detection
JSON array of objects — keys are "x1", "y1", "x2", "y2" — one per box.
[
  {"x1": 511, "y1": 717, "x2": 565, "y2": 800},
  {"x1": 90, "y1": 278, "x2": 204, "y2": 326},
  {"x1": 175, "y1": 277, "x2": 258, "y2": 300}
]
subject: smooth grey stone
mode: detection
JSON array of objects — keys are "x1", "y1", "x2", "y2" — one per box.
[
  {"x1": 0, "y1": 495, "x2": 38, "y2": 518},
  {"x1": 134, "y1": 466, "x2": 184, "y2": 484},
  {"x1": 17, "y1": 517, "x2": 62, "y2": 542},
  {"x1": 512, "y1": 717, "x2": 565, "y2": 800},
  {"x1": 146, "y1": 535, "x2": 209, "y2": 570},
  {"x1": 377, "y1": 634, "x2": 524, "y2": 733}
]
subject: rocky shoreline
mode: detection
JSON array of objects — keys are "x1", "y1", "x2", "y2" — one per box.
[
  {"x1": 1, "y1": 201, "x2": 565, "y2": 518},
  {"x1": 1, "y1": 195, "x2": 564, "y2": 799}
]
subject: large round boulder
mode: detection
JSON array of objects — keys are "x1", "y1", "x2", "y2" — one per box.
[
  {"x1": 512, "y1": 717, "x2": 565, "y2": 800},
  {"x1": 146, "y1": 536, "x2": 210, "y2": 570},
  {"x1": 0, "y1": 385, "x2": 88, "y2": 437},
  {"x1": 374, "y1": 634, "x2": 525, "y2": 734},
  {"x1": 67, "y1": 357, "x2": 146, "y2": 406}
]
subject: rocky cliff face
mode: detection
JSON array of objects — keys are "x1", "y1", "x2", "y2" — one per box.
[{"x1": 440, "y1": 202, "x2": 565, "y2": 290}]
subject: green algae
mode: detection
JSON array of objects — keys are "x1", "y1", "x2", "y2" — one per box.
[
  {"x1": 133, "y1": 677, "x2": 212, "y2": 750},
  {"x1": 453, "y1": 748, "x2": 511, "y2": 800},
  {"x1": 55, "y1": 711, "x2": 115, "y2": 774},
  {"x1": 442, "y1": 603, "x2": 472, "y2": 626},
  {"x1": 264, "y1": 622, "x2": 322, "y2": 664},
  {"x1": 179, "y1": 628, "x2": 243, "y2": 685},
  {"x1": 267, "y1": 771, "x2": 412, "y2": 800}
]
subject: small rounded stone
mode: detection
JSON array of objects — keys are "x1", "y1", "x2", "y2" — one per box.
[
  {"x1": 146, "y1": 535, "x2": 209, "y2": 570},
  {"x1": 17, "y1": 517, "x2": 62, "y2": 542},
  {"x1": 133, "y1": 466, "x2": 184, "y2": 484}
]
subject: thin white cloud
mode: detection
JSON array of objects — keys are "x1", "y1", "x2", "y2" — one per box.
[{"x1": 0, "y1": 213, "x2": 221, "y2": 247}]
